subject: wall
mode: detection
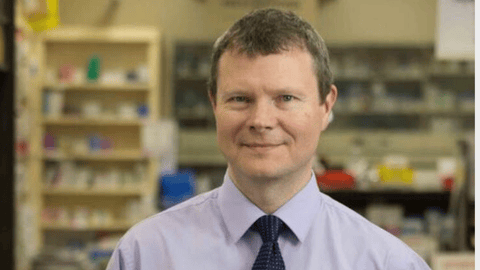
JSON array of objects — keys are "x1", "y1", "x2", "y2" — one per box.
[
  {"x1": 58, "y1": 0, "x2": 437, "y2": 116},
  {"x1": 59, "y1": 0, "x2": 437, "y2": 43},
  {"x1": 317, "y1": 0, "x2": 436, "y2": 45}
]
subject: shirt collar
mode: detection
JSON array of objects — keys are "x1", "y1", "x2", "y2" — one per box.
[{"x1": 218, "y1": 170, "x2": 321, "y2": 244}]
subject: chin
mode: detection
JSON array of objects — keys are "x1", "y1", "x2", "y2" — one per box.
[{"x1": 236, "y1": 162, "x2": 290, "y2": 181}]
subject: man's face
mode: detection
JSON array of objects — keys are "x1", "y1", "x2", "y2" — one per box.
[{"x1": 212, "y1": 48, "x2": 336, "y2": 182}]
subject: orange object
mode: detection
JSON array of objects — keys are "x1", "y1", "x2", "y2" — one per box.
[
  {"x1": 442, "y1": 177, "x2": 454, "y2": 191},
  {"x1": 316, "y1": 170, "x2": 355, "y2": 190}
]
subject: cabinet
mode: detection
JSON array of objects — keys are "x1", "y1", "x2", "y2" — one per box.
[
  {"x1": 328, "y1": 45, "x2": 474, "y2": 132},
  {"x1": 173, "y1": 42, "x2": 214, "y2": 129},
  {"x1": 29, "y1": 26, "x2": 161, "y2": 252}
]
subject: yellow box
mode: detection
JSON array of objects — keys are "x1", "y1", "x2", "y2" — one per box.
[
  {"x1": 27, "y1": 0, "x2": 59, "y2": 32},
  {"x1": 378, "y1": 165, "x2": 414, "y2": 186}
]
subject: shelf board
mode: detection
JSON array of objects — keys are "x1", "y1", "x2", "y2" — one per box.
[
  {"x1": 429, "y1": 71, "x2": 475, "y2": 78},
  {"x1": 44, "y1": 83, "x2": 150, "y2": 91},
  {"x1": 43, "y1": 150, "x2": 149, "y2": 161},
  {"x1": 44, "y1": 26, "x2": 159, "y2": 43},
  {"x1": 333, "y1": 110, "x2": 474, "y2": 117},
  {"x1": 176, "y1": 75, "x2": 209, "y2": 81},
  {"x1": 324, "y1": 189, "x2": 450, "y2": 213},
  {"x1": 324, "y1": 189, "x2": 449, "y2": 195},
  {"x1": 334, "y1": 74, "x2": 372, "y2": 81},
  {"x1": 335, "y1": 72, "x2": 474, "y2": 82},
  {"x1": 327, "y1": 43, "x2": 434, "y2": 50},
  {"x1": 179, "y1": 154, "x2": 226, "y2": 166},
  {"x1": 382, "y1": 74, "x2": 425, "y2": 82},
  {"x1": 42, "y1": 222, "x2": 133, "y2": 231},
  {"x1": 43, "y1": 188, "x2": 143, "y2": 196},
  {"x1": 177, "y1": 113, "x2": 214, "y2": 121},
  {"x1": 42, "y1": 116, "x2": 144, "y2": 126},
  {"x1": 335, "y1": 74, "x2": 425, "y2": 82}
]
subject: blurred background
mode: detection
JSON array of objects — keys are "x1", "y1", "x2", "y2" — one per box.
[{"x1": 1, "y1": 0, "x2": 474, "y2": 269}]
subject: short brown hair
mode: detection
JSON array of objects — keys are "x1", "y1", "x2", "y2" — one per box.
[{"x1": 208, "y1": 8, "x2": 334, "y2": 103}]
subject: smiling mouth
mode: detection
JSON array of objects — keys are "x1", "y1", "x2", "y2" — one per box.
[{"x1": 241, "y1": 143, "x2": 282, "y2": 148}]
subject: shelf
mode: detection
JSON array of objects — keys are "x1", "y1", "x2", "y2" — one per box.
[
  {"x1": 335, "y1": 74, "x2": 425, "y2": 82},
  {"x1": 178, "y1": 115, "x2": 213, "y2": 121},
  {"x1": 334, "y1": 74, "x2": 372, "y2": 81},
  {"x1": 327, "y1": 43, "x2": 434, "y2": 50},
  {"x1": 43, "y1": 188, "x2": 143, "y2": 196},
  {"x1": 324, "y1": 189, "x2": 451, "y2": 205},
  {"x1": 177, "y1": 110, "x2": 214, "y2": 121},
  {"x1": 176, "y1": 75, "x2": 209, "y2": 81},
  {"x1": 44, "y1": 83, "x2": 150, "y2": 92},
  {"x1": 179, "y1": 154, "x2": 226, "y2": 166},
  {"x1": 42, "y1": 116, "x2": 145, "y2": 126},
  {"x1": 333, "y1": 110, "x2": 474, "y2": 117},
  {"x1": 44, "y1": 26, "x2": 159, "y2": 44},
  {"x1": 324, "y1": 189, "x2": 451, "y2": 215},
  {"x1": 382, "y1": 74, "x2": 425, "y2": 82},
  {"x1": 31, "y1": 25, "x2": 161, "y2": 253},
  {"x1": 42, "y1": 222, "x2": 133, "y2": 231},
  {"x1": 43, "y1": 150, "x2": 148, "y2": 161},
  {"x1": 429, "y1": 71, "x2": 475, "y2": 79},
  {"x1": 324, "y1": 189, "x2": 449, "y2": 196}
]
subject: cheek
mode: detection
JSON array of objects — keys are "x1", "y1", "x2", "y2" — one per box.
[
  {"x1": 286, "y1": 110, "x2": 323, "y2": 145},
  {"x1": 216, "y1": 113, "x2": 243, "y2": 141}
]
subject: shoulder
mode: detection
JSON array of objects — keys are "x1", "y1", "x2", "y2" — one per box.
[
  {"x1": 384, "y1": 246, "x2": 431, "y2": 270},
  {"x1": 319, "y1": 192, "x2": 401, "y2": 244},
  {"x1": 317, "y1": 193, "x2": 430, "y2": 269},
  {"x1": 107, "y1": 189, "x2": 224, "y2": 269},
  {"x1": 118, "y1": 187, "x2": 221, "y2": 249}
]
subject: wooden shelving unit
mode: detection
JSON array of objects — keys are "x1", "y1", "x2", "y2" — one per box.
[
  {"x1": 42, "y1": 149, "x2": 148, "y2": 161},
  {"x1": 42, "y1": 188, "x2": 144, "y2": 197},
  {"x1": 42, "y1": 117, "x2": 145, "y2": 126},
  {"x1": 42, "y1": 222, "x2": 133, "y2": 231},
  {"x1": 29, "y1": 26, "x2": 161, "y2": 253},
  {"x1": 45, "y1": 82, "x2": 150, "y2": 91},
  {"x1": 327, "y1": 46, "x2": 474, "y2": 132}
]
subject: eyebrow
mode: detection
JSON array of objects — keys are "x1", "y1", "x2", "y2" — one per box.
[{"x1": 218, "y1": 89, "x2": 250, "y2": 98}]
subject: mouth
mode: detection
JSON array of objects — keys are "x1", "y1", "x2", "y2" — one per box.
[{"x1": 241, "y1": 143, "x2": 283, "y2": 148}]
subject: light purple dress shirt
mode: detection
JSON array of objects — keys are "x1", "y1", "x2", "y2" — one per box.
[{"x1": 107, "y1": 171, "x2": 431, "y2": 269}]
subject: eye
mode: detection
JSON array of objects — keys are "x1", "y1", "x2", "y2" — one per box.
[
  {"x1": 232, "y1": 96, "x2": 248, "y2": 102},
  {"x1": 281, "y1": 95, "x2": 294, "y2": 102}
]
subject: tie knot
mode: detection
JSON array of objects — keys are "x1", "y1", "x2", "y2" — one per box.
[{"x1": 252, "y1": 215, "x2": 285, "y2": 243}]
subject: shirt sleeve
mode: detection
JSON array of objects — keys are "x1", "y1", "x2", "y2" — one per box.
[
  {"x1": 106, "y1": 236, "x2": 134, "y2": 270},
  {"x1": 384, "y1": 245, "x2": 432, "y2": 270},
  {"x1": 106, "y1": 248, "x2": 124, "y2": 270}
]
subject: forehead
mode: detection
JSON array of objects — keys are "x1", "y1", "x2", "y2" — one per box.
[
  {"x1": 218, "y1": 47, "x2": 316, "y2": 76},
  {"x1": 217, "y1": 48, "x2": 318, "y2": 92}
]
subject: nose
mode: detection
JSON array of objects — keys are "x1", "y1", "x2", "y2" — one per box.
[{"x1": 247, "y1": 99, "x2": 276, "y2": 132}]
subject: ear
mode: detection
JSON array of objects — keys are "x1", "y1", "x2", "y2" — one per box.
[
  {"x1": 321, "y1": 84, "x2": 337, "y2": 131},
  {"x1": 208, "y1": 90, "x2": 217, "y2": 111}
]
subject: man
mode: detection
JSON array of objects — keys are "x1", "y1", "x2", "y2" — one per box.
[{"x1": 107, "y1": 8, "x2": 431, "y2": 270}]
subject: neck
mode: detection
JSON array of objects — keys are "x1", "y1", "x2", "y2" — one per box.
[{"x1": 228, "y1": 168, "x2": 312, "y2": 214}]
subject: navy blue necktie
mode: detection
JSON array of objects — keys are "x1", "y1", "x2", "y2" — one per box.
[{"x1": 251, "y1": 215, "x2": 286, "y2": 270}]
